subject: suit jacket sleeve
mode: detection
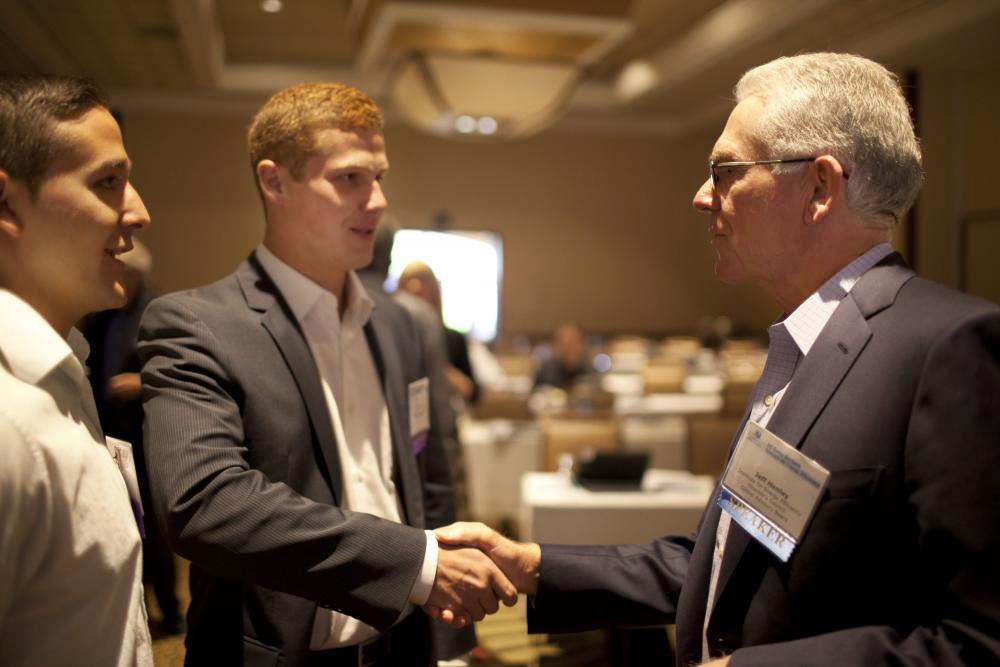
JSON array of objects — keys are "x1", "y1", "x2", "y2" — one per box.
[
  {"x1": 729, "y1": 310, "x2": 1000, "y2": 667},
  {"x1": 138, "y1": 295, "x2": 427, "y2": 631},
  {"x1": 527, "y1": 534, "x2": 696, "y2": 634}
]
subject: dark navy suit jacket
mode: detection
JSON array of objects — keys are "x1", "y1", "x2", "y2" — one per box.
[{"x1": 528, "y1": 255, "x2": 1000, "y2": 666}]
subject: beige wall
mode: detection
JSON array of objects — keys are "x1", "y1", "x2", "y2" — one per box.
[
  {"x1": 917, "y1": 66, "x2": 1000, "y2": 303},
  {"x1": 123, "y1": 107, "x2": 778, "y2": 339}
]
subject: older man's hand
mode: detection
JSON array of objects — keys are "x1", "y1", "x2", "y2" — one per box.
[
  {"x1": 423, "y1": 542, "x2": 518, "y2": 629},
  {"x1": 435, "y1": 522, "x2": 542, "y2": 596}
]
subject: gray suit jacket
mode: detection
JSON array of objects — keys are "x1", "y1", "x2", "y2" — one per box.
[
  {"x1": 528, "y1": 255, "x2": 1000, "y2": 666},
  {"x1": 138, "y1": 254, "x2": 455, "y2": 666}
]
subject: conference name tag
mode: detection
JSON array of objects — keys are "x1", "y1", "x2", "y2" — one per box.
[
  {"x1": 718, "y1": 421, "x2": 829, "y2": 562},
  {"x1": 408, "y1": 377, "x2": 430, "y2": 454}
]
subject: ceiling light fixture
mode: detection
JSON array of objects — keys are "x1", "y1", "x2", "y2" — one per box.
[
  {"x1": 260, "y1": 0, "x2": 283, "y2": 14},
  {"x1": 390, "y1": 51, "x2": 581, "y2": 140}
]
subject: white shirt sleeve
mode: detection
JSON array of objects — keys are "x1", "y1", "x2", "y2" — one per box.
[
  {"x1": 408, "y1": 530, "x2": 439, "y2": 605},
  {"x1": 0, "y1": 416, "x2": 52, "y2": 626}
]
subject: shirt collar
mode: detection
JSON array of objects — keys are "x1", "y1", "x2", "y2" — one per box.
[
  {"x1": 782, "y1": 242, "x2": 893, "y2": 356},
  {"x1": 255, "y1": 244, "x2": 374, "y2": 330},
  {"x1": 0, "y1": 289, "x2": 90, "y2": 386}
]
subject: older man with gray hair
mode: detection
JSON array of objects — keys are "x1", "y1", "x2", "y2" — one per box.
[{"x1": 436, "y1": 52, "x2": 1000, "y2": 666}]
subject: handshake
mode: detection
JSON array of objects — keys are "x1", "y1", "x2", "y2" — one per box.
[{"x1": 422, "y1": 522, "x2": 541, "y2": 628}]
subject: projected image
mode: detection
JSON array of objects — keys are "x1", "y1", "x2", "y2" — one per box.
[{"x1": 386, "y1": 230, "x2": 503, "y2": 342}]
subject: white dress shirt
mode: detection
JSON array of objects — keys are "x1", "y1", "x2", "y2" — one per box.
[
  {"x1": 0, "y1": 289, "x2": 152, "y2": 667},
  {"x1": 701, "y1": 243, "x2": 894, "y2": 662},
  {"x1": 255, "y1": 245, "x2": 437, "y2": 649}
]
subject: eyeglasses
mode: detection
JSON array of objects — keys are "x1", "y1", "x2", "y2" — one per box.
[{"x1": 709, "y1": 157, "x2": 816, "y2": 189}]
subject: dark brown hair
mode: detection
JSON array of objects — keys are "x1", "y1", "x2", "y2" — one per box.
[{"x1": 0, "y1": 73, "x2": 110, "y2": 195}]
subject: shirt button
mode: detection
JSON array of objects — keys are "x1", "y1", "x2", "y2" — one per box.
[
  {"x1": 763, "y1": 394, "x2": 774, "y2": 407},
  {"x1": 355, "y1": 472, "x2": 365, "y2": 483}
]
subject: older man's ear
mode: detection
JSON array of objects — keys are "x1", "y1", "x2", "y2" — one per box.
[{"x1": 804, "y1": 154, "x2": 848, "y2": 227}]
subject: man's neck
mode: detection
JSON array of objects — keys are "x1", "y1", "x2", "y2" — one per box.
[
  {"x1": 261, "y1": 239, "x2": 349, "y2": 316},
  {"x1": 3, "y1": 281, "x2": 75, "y2": 339},
  {"x1": 763, "y1": 218, "x2": 892, "y2": 315}
]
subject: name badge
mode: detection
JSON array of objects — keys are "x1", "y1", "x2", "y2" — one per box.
[
  {"x1": 107, "y1": 436, "x2": 146, "y2": 538},
  {"x1": 408, "y1": 377, "x2": 430, "y2": 453},
  {"x1": 717, "y1": 421, "x2": 829, "y2": 562}
]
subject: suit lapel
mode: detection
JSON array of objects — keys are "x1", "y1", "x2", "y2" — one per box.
[
  {"x1": 238, "y1": 255, "x2": 344, "y2": 502},
  {"x1": 710, "y1": 253, "x2": 915, "y2": 615},
  {"x1": 364, "y1": 313, "x2": 426, "y2": 529}
]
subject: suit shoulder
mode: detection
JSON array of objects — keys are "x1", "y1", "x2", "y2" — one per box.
[
  {"x1": 883, "y1": 277, "x2": 1000, "y2": 360},
  {"x1": 371, "y1": 290, "x2": 418, "y2": 331},
  {"x1": 897, "y1": 277, "x2": 999, "y2": 324},
  {"x1": 144, "y1": 271, "x2": 245, "y2": 321}
]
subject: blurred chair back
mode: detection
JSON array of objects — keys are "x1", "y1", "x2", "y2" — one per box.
[
  {"x1": 641, "y1": 361, "x2": 688, "y2": 394},
  {"x1": 655, "y1": 336, "x2": 701, "y2": 362},
  {"x1": 539, "y1": 415, "x2": 620, "y2": 472},
  {"x1": 686, "y1": 415, "x2": 743, "y2": 480},
  {"x1": 473, "y1": 390, "x2": 533, "y2": 421},
  {"x1": 495, "y1": 353, "x2": 535, "y2": 379}
]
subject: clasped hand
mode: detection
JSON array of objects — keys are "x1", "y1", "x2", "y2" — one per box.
[{"x1": 422, "y1": 522, "x2": 541, "y2": 628}]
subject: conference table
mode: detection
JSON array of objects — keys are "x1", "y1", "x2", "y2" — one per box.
[{"x1": 520, "y1": 468, "x2": 716, "y2": 545}]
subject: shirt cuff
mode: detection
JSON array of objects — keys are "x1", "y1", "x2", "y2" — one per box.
[{"x1": 408, "y1": 529, "x2": 438, "y2": 605}]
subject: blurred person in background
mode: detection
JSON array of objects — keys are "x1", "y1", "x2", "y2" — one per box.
[
  {"x1": 532, "y1": 323, "x2": 592, "y2": 392},
  {"x1": 359, "y1": 222, "x2": 472, "y2": 523},
  {"x1": 398, "y1": 260, "x2": 480, "y2": 407}
]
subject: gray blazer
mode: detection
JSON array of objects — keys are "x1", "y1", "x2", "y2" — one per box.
[
  {"x1": 528, "y1": 255, "x2": 1000, "y2": 666},
  {"x1": 138, "y1": 253, "x2": 455, "y2": 666}
]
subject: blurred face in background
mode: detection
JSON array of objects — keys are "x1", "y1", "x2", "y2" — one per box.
[{"x1": 554, "y1": 325, "x2": 587, "y2": 369}]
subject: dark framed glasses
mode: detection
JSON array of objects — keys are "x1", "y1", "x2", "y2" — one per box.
[{"x1": 709, "y1": 157, "x2": 816, "y2": 188}]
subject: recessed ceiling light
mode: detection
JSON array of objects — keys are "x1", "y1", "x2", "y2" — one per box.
[
  {"x1": 454, "y1": 115, "x2": 476, "y2": 134},
  {"x1": 477, "y1": 116, "x2": 498, "y2": 135},
  {"x1": 260, "y1": 0, "x2": 284, "y2": 14}
]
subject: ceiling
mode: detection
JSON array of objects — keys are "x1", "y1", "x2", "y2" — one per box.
[{"x1": 1, "y1": 0, "x2": 999, "y2": 136}]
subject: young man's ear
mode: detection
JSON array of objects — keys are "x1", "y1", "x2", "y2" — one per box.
[
  {"x1": 0, "y1": 170, "x2": 24, "y2": 240},
  {"x1": 255, "y1": 160, "x2": 284, "y2": 205},
  {"x1": 803, "y1": 155, "x2": 846, "y2": 226}
]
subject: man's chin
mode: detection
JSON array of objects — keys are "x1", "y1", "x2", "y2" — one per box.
[
  {"x1": 713, "y1": 260, "x2": 747, "y2": 285},
  {"x1": 103, "y1": 284, "x2": 129, "y2": 310}
]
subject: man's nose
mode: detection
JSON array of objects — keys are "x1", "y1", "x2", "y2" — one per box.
[
  {"x1": 123, "y1": 182, "x2": 151, "y2": 230},
  {"x1": 692, "y1": 177, "x2": 716, "y2": 212},
  {"x1": 367, "y1": 180, "x2": 388, "y2": 212}
]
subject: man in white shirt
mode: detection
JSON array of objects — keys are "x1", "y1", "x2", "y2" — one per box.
[
  {"x1": 138, "y1": 82, "x2": 514, "y2": 666},
  {"x1": 0, "y1": 73, "x2": 153, "y2": 666},
  {"x1": 436, "y1": 53, "x2": 1000, "y2": 667}
]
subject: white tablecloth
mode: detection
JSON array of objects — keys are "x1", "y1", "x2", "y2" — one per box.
[
  {"x1": 521, "y1": 469, "x2": 715, "y2": 545},
  {"x1": 461, "y1": 418, "x2": 542, "y2": 523},
  {"x1": 614, "y1": 393, "x2": 723, "y2": 417}
]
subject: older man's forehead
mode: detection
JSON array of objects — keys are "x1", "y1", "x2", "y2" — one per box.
[{"x1": 710, "y1": 99, "x2": 767, "y2": 162}]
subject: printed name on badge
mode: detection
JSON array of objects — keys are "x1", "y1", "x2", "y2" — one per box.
[{"x1": 718, "y1": 421, "x2": 829, "y2": 561}]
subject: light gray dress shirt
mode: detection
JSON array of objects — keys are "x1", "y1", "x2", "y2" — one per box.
[{"x1": 0, "y1": 289, "x2": 152, "y2": 667}]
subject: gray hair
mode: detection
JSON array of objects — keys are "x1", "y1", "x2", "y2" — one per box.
[{"x1": 735, "y1": 52, "x2": 922, "y2": 228}]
